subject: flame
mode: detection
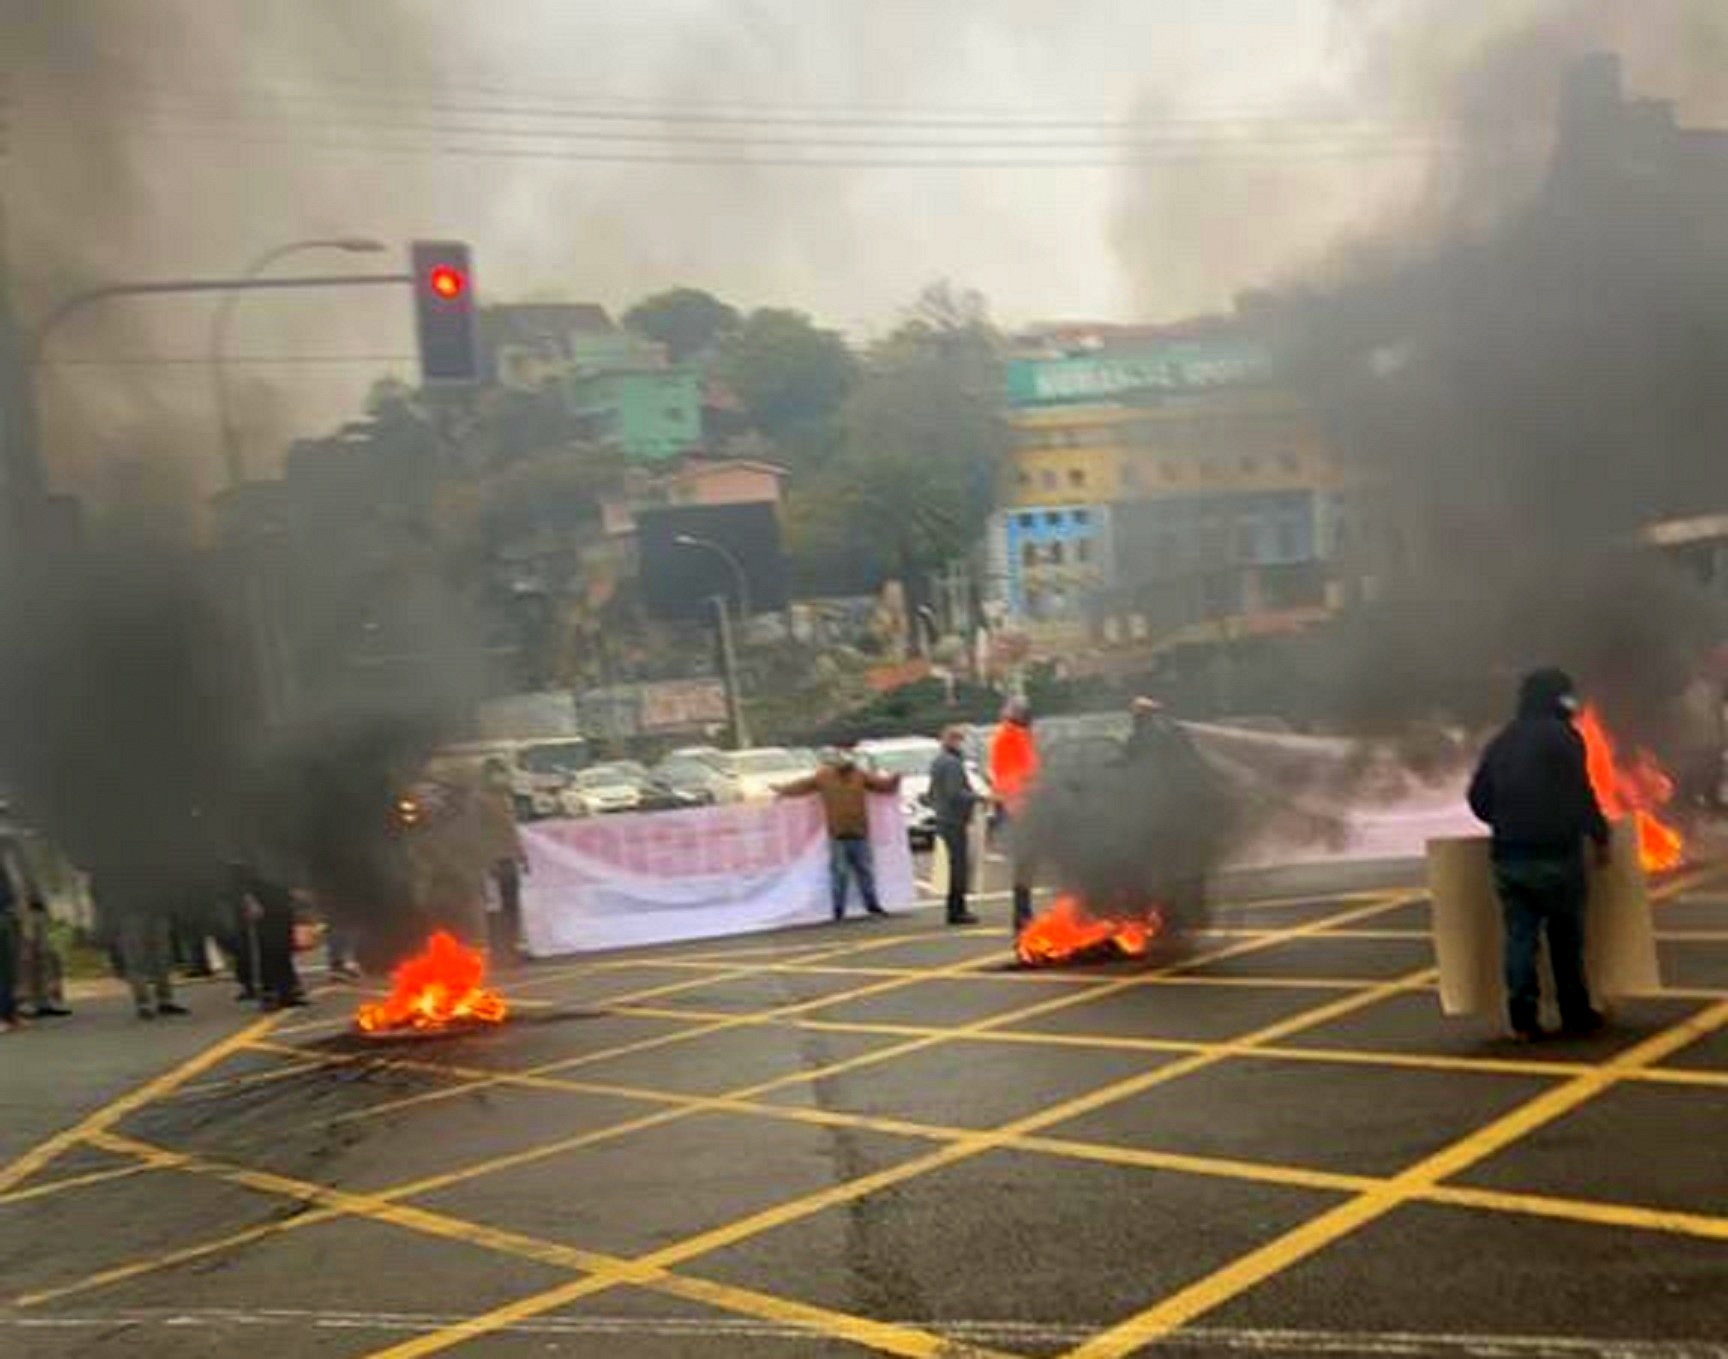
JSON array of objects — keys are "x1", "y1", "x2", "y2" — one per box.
[
  {"x1": 1017, "y1": 894, "x2": 1162, "y2": 967},
  {"x1": 355, "y1": 931, "x2": 508, "y2": 1034},
  {"x1": 1575, "y1": 704, "x2": 1685, "y2": 874}
]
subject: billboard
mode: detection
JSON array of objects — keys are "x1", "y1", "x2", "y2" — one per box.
[
  {"x1": 637, "y1": 502, "x2": 788, "y2": 622},
  {"x1": 1006, "y1": 341, "x2": 1273, "y2": 408}
]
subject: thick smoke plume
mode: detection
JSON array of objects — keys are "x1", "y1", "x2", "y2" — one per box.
[{"x1": 1043, "y1": 4, "x2": 1728, "y2": 916}]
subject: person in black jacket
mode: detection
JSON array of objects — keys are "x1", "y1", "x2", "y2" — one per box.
[
  {"x1": 928, "y1": 726, "x2": 980, "y2": 926},
  {"x1": 1467, "y1": 667, "x2": 1610, "y2": 1041}
]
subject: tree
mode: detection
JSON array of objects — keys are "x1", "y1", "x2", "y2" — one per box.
[
  {"x1": 713, "y1": 308, "x2": 856, "y2": 464},
  {"x1": 623, "y1": 287, "x2": 740, "y2": 364},
  {"x1": 796, "y1": 285, "x2": 1007, "y2": 629}
]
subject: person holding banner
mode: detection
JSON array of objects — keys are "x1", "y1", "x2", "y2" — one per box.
[
  {"x1": 1467, "y1": 667, "x2": 1610, "y2": 1042},
  {"x1": 777, "y1": 743, "x2": 901, "y2": 921}
]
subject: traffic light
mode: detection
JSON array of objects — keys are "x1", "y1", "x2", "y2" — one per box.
[{"x1": 410, "y1": 240, "x2": 478, "y2": 382}]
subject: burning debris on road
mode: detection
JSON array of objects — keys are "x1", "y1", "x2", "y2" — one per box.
[{"x1": 354, "y1": 931, "x2": 508, "y2": 1039}]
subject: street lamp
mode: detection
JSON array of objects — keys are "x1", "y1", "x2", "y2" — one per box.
[
  {"x1": 673, "y1": 532, "x2": 750, "y2": 620},
  {"x1": 210, "y1": 236, "x2": 387, "y2": 487},
  {"x1": 672, "y1": 534, "x2": 752, "y2": 749}
]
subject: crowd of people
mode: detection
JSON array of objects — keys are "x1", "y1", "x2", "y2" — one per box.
[{"x1": 2, "y1": 673, "x2": 1629, "y2": 1046}]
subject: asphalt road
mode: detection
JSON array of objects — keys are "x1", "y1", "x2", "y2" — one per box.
[{"x1": 4, "y1": 860, "x2": 1728, "y2": 1359}]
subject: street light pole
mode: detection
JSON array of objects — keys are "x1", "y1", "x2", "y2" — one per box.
[
  {"x1": 674, "y1": 534, "x2": 753, "y2": 747},
  {"x1": 673, "y1": 533, "x2": 750, "y2": 621},
  {"x1": 210, "y1": 237, "x2": 386, "y2": 488},
  {"x1": 710, "y1": 593, "x2": 751, "y2": 750}
]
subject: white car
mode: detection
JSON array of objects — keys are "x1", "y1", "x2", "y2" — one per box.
[
  {"x1": 858, "y1": 737, "x2": 991, "y2": 848},
  {"x1": 563, "y1": 761, "x2": 650, "y2": 817},
  {"x1": 718, "y1": 747, "x2": 820, "y2": 801}
]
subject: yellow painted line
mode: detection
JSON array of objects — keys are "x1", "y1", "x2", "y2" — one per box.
[
  {"x1": 21, "y1": 893, "x2": 1416, "y2": 1319},
  {"x1": 1429, "y1": 1182, "x2": 1728, "y2": 1241},
  {"x1": 0, "y1": 1160, "x2": 158, "y2": 1206},
  {"x1": 85, "y1": 1131, "x2": 1010, "y2": 1359},
  {"x1": 0, "y1": 1012, "x2": 279, "y2": 1198},
  {"x1": 353, "y1": 949, "x2": 1435, "y2": 1358},
  {"x1": 1061, "y1": 996, "x2": 1728, "y2": 1359}
]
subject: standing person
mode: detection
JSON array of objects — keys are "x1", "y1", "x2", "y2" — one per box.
[
  {"x1": 5, "y1": 843, "x2": 70, "y2": 1019},
  {"x1": 1468, "y1": 667, "x2": 1610, "y2": 1042},
  {"x1": 477, "y1": 759, "x2": 527, "y2": 966},
  {"x1": 776, "y1": 742, "x2": 900, "y2": 921},
  {"x1": 929, "y1": 725, "x2": 980, "y2": 926},
  {"x1": 115, "y1": 900, "x2": 189, "y2": 1020},
  {"x1": 988, "y1": 699, "x2": 1040, "y2": 935},
  {"x1": 0, "y1": 869, "x2": 19, "y2": 1034},
  {"x1": 231, "y1": 863, "x2": 307, "y2": 1012}
]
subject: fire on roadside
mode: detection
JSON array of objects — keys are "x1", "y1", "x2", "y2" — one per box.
[
  {"x1": 1017, "y1": 894, "x2": 1163, "y2": 967},
  {"x1": 354, "y1": 930, "x2": 508, "y2": 1036},
  {"x1": 1576, "y1": 704, "x2": 1684, "y2": 874}
]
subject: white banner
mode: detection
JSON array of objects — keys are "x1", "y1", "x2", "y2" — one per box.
[
  {"x1": 1182, "y1": 721, "x2": 1481, "y2": 867},
  {"x1": 519, "y1": 797, "x2": 916, "y2": 957}
]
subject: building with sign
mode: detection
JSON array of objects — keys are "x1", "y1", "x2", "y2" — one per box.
[{"x1": 990, "y1": 321, "x2": 1348, "y2": 652}]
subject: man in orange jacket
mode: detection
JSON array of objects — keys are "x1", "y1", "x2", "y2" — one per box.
[{"x1": 988, "y1": 698, "x2": 1039, "y2": 934}]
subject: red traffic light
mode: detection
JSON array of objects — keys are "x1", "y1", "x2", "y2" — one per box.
[{"x1": 427, "y1": 264, "x2": 467, "y2": 301}]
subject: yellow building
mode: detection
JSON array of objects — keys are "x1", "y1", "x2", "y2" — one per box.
[{"x1": 1005, "y1": 390, "x2": 1339, "y2": 510}]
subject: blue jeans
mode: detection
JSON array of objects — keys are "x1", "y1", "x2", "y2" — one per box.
[
  {"x1": 1494, "y1": 855, "x2": 1592, "y2": 1033},
  {"x1": 829, "y1": 837, "x2": 881, "y2": 918}
]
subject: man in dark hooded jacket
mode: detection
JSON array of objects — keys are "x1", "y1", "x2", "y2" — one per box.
[{"x1": 1467, "y1": 667, "x2": 1609, "y2": 1040}]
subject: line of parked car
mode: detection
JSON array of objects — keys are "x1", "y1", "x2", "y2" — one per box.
[{"x1": 424, "y1": 732, "x2": 994, "y2": 849}]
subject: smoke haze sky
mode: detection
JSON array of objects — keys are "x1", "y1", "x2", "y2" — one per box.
[{"x1": 1, "y1": 1, "x2": 1724, "y2": 496}]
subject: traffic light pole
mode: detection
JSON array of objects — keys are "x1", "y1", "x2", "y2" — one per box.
[{"x1": 6, "y1": 271, "x2": 412, "y2": 519}]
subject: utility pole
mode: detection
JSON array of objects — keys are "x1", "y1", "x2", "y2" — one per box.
[
  {"x1": 0, "y1": 76, "x2": 47, "y2": 568},
  {"x1": 711, "y1": 594, "x2": 751, "y2": 750}
]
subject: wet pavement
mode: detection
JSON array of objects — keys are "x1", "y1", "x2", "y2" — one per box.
[{"x1": 4, "y1": 866, "x2": 1728, "y2": 1358}]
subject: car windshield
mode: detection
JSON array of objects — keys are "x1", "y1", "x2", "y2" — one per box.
[
  {"x1": 578, "y1": 763, "x2": 644, "y2": 788},
  {"x1": 863, "y1": 746, "x2": 938, "y2": 776},
  {"x1": 657, "y1": 760, "x2": 713, "y2": 785},
  {"x1": 519, "y1": 741, "x2": 592, "y2": 776}
]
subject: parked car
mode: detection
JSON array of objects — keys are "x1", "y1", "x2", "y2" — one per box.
[
  {"x1": 563, "y1": 761, "x2": 651, "y2": 817},
  {"x1": 716, "y1": 747, "x2": 819, "y2": 801},
  {"x1": 426, "y1": 736, "x2": 593, "y2": 821},
  {"x1": 859, "y1": 736, "x2": 992, "y2": 849},
  {"x1": 651, "y1": 755, "x2": 733, "y2": 807}
]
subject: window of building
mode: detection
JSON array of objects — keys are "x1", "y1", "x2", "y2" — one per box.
[
  {"x1": 1278, "y1": 451, "x2": 1300, "y2": 474},
  {"x1": 1017, "y1": 513, "x2": 1035, "y2": 530},
  {"x1": 1075, "y1": 537, "x2": 1092, "y2": 564},
  {"x1": 1041, "y1": 470, "x2": 1059, "y2": 490},
  {"x1": 1021, "y1": 542, "x2": 1039, "y2": 568},
  {"x1": 1068, "y1": 467, "x2": 1086, "y2": 488},
  {"x1": 1276, "y1": 520, "x2": 1302, "y2": 561},
  {"x1": 1018, "y1": 470, "x2": 1032, "y2": 488},
  {"x1": 1045, "y1": 511, "x2": 1063, "y2": 527},
  {"x1": 1048, "y1": 541, "x2": 1066, "y2": 566},
  {"x1": 1073, "y1": 509, "x2": 1090, "y2": 526}
]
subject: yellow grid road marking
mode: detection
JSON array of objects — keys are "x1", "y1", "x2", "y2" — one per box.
[
  {"x1": 1062, "y1": 996, "x2": 1728, "y2": 1359},
  {"x1": 0, "y1": 1013, "x2": 279, "y2": 1198},
  {"x1": 82, "y1": 1130, "x2": 1014, "y2": 1359},
  {"x1": 350, "y1": 963, "x2": 1434, "y2": 1358},
  {"x1": 19, "y1": 874, "x2": 1724, "y2": 1359},
  {"x1": 254, "y1": 892, "x2": 1412, "y2": 1145},
  {"x1": 10, "y1": 893, "x2": 1414, "y2": 1320}
]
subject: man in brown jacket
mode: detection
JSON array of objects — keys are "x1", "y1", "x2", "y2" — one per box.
[{"x1": 777, "y1": 742, "x2": 900, "y2": 920}]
